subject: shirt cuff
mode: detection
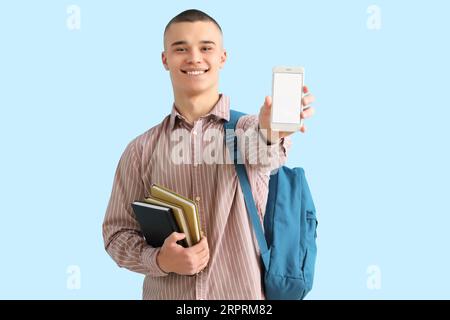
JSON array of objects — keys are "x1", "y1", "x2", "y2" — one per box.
[{"x1": 142, "y1": 246, "x2": 169, "y2": 277}]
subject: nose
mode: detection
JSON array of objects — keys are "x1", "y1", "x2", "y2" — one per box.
[{"x1": 186, "y1": 48, "x2": 202, "y2": 64}]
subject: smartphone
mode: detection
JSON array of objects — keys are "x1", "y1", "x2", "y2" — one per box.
[{"x1": 271, "y1": 66, "x2": 305, "y2": 132}]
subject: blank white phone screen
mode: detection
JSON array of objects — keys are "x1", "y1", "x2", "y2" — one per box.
[{"x1": 272, "y1": 72, "x2": 303, "y2": 124}]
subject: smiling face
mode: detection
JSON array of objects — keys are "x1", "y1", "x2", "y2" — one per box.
[{"x1": 162, "y1": 21, "x2": 227, "y2": 98}]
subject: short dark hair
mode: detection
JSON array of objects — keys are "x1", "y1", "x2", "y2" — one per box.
[{"x1": 164, "y1": 9, "x2": 222, "y2": 35}]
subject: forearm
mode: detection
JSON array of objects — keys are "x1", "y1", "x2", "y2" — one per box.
[{"x1": 105, "y1": 230, "x2": 168, "y2": 277}]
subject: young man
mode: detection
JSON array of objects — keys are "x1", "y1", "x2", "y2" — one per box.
[{"x1": 102, "y1": 9, "x2": 315, "y2": 300}]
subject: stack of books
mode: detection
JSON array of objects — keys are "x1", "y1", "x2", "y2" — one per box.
[{"x1": 131, "y1": 184, "x2": 201, "y2": 248}]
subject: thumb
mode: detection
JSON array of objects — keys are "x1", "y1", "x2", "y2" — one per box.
[
  {"x1": 167, "y1": 232, "x2": 186, "y2": 244},
  {"x1": 260, "y1": 96, "x2": 272, "y2": 119},
  {"x1": 263, "y1": 96, "x2": 272, "y2": 110}
]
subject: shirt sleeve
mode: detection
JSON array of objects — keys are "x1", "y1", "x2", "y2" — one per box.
[
  {"x1": 102, "y1": 139, "x2": 168, "y2": 277},
  {"x1": 236, "y1": 114, "x2": 292, "y2": 174}
]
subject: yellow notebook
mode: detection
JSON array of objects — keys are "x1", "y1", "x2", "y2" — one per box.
[
  {"x1": 150, "y1": 184, "x2": 201, "y2": 245},
  {"x1": 144, "y1": 196, "x2": 193, "y2": 247}
]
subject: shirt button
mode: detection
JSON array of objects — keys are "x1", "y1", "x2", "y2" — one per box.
[
  {"x1": 192, "y1": 130, "x2": 197, "y2": 135},
  {"x1": 195, "y1": 196, "x2": 201, "y2": 202}
]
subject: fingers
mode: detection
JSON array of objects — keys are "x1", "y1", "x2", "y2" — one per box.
[
  {"x1": 187, "y1": 236, "x2": 209, "y2": 254},
  {"x1": 199, "y1": 249, "x2": 209, "y2": 265},
  {"x1": 300, "y1": 85, "x2": 315, "y2": 130},
  {"x1": 302, "y1": 93, "x2": 315, "y2": 107},
  {"x1": 194, "y1": 251, "x2": 210, "y2": 274},
  {"x1": 197, "y1": 246, "x2": 209, "y2": 260},
  {"x1": 191, "y1": 246, "x2": 208, "y2": 260},
  {"x1": 301, "y1": 107, "x2": 315, "y2": 119},
  {"x1": 194, "y1": 237, "x2": 209, "y2": 273},
  {"x1": 198, "y1": 259, "x2": 209, "y2": 272},
  {"x1": 187, "y1": 238, "x2": 210, "y2": 275}
]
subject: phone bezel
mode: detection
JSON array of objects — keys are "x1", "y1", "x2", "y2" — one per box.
[{"x1": 270, "y1": 66, "x2": 305, "y2": 132}]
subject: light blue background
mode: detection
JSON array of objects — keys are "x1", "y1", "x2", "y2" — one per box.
[{"x1": 1, "y1": 0, "x2": 449, "y2": 299}]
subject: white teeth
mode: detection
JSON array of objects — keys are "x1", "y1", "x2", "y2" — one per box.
[{"x1": 185, "y1": 70, "x2": 206, "y2": 76}]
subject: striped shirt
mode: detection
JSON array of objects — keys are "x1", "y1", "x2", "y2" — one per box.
[{"x1": 102, "y1": 94, "x2": 291, "y2": 299}]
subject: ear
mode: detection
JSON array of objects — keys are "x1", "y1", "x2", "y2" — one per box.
[
  {"x1": 219, "y1": 49, "x2": 227, "y2": 69},
  {"x1": 162, "y1": 51, "x2": 169, "y2": 70}
]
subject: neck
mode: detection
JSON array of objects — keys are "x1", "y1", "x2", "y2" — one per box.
[{"x1": 173, "y1": 89, "x2": 220, "y2": 124}]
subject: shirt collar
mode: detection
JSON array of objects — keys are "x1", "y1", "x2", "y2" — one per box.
[{"x1": 169, "y1": 94, "x2": 230, "y2": 130}]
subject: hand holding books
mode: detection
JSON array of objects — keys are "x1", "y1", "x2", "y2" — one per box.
[
  {"x1": 157, "y1": 232, "x2": 209, "y2": 275},
  {"x1": 131, "y1": 184, "x2": 208, "y2": 275}
]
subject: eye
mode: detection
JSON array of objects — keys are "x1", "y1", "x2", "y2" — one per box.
[
  {"x1": 175, "y1": 47, "x2": 186, "y2": 52},
  {"x1": 201, "y1": 47, "x2": 213, "y2": 52}
]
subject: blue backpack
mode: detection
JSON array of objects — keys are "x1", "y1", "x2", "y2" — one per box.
[{"x1": 224, "y1": 110, "x2": 318, "y2": 300}]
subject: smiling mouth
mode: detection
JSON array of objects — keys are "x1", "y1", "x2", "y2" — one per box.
[{"x1": 181, "y1": 69, "x2": 209, "y2": 76}]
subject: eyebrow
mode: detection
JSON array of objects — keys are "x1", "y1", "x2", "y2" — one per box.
[{"x1": 170, "y1": 40, "x2": 217, "y2": 47}]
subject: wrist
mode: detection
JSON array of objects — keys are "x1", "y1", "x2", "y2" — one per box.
[
  {"x1": 258, "y1": 125, "x2": 279, "y2": 145},
  {"x1": 156, "y1": 250, "x2": 170, "y2": 273}
]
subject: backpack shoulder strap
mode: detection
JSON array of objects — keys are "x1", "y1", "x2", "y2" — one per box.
[
  {"x1": 224, "y1": 110, "x2": 270, "y2": 268},
  {"x1": 224, "y1": 109, "x2": 246, "y2": 130}
]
